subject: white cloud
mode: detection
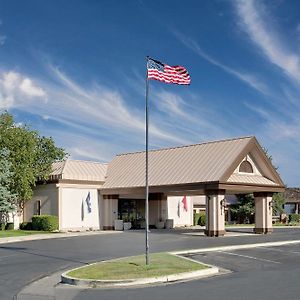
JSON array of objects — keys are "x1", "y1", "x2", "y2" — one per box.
[
  {"x1": 234, "y1": 0, "x2": 300, "y2": 82},
  {"x1": 0, "y1": 35, "x2": 6, "y2": 46},
  {"x1": 173, "y1": 30, "x2": 269, "y2": 95},
  {"x1": 20, "y1": 78, "x2": 46, "y2": 97},
  {"x1": 0, "y1": 71, "x2": 46, "y2": 109}
]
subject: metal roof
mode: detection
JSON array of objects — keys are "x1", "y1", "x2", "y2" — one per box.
[
  {"x1": 102, "y1": 136, "x2": 260, "y2": 189},
  {"x1": 50, "y1": 160, "x2": 107, "y2": 182},
  {"x1": 227, "y1": 173, "x2": 277, "y2": 186}
]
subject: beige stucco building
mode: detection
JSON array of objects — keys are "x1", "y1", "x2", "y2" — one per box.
[{"x1": 24, "y1": 136, "x2": 285, "y2": 236}]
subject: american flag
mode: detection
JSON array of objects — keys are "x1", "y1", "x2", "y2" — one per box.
[{"x1": 147, "y1": 57, "x2": 191, "y2": 85}]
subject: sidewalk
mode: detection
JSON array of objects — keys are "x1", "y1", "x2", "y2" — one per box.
[{"x1": 0, "y1": 230, "x2": 120, "y2": 245}]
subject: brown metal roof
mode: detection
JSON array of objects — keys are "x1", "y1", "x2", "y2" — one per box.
[
  {"x1": 227, "y1": 173, "x2": 277, "y2": 186},
  {"x1": 284, "y1": 188, "x2": 300, "y2": 203},
  {"x1": 102, "y1": 136, "x2": 256, "y2": 189},
  {"x1": 50, "y1": 160, "x2": 107, "y2": 182}
]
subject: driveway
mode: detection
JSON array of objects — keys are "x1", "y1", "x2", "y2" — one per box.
[{"x1": 1, "y1": 227, "x2": 299, "y2": 299}]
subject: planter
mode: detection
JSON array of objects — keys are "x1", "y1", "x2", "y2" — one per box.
[
  {"x1": 114, "y1": 220, "x2": 124, "y2": 231},
  {"x1": 155, "y1": 221, "x2": 165, "y2": 229},
  {"x1": 123, "y1": 222, "x2": 132, "y2": 230},
  {"x1": 165, "y1": 219, "x2": 174, "y2": 229}
]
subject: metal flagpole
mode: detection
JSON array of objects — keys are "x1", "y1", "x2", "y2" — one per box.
[{"x1": 145, "y1": 56, "x2": 150, "y2": 265}]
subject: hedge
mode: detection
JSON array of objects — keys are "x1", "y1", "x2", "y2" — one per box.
[
  {"x1": 0, "y1": 223, "x2": 5, "y2": 231},
  {"x1": 194, "y1": 212, "x2": 206, "y2": 226},
  {"x1": 19, "y1": 222, "x2": 33, "y2": 230},
  {"x1": 32, "y1": 215, "x2": 59, "y2": 231},
  {"x1": 5, "y1": 222, "x2": 14, "y2": 230}
]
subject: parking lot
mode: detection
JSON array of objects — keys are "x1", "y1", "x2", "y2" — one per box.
[
  {"x1": 9, "y1": 228, "x2": 300, "y2": 300},
  {"x1": 187, "y1": 243, "x2": 300, "y2": 273}
]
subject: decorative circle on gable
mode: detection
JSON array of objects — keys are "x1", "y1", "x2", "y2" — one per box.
[{"x1": 239, "y1": 161, "x2": 253, "y2": 173}]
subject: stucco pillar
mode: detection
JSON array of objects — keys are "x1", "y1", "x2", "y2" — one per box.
[
  {"x1": 254, "y1": 192, "x2": 273, "y2": 234},
  {"x1": 205, "y1": 190, "x2": 225, "y2": 237},
  {"x1": 101, "y1": 195, "x2": 118, "y2": 230}
]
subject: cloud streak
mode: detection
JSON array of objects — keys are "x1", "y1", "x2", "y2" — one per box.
[
  {"x1": 173, "y1": 30, "x2": 269, "y2": 95},
  {"x1": 234, "y1": 0, "x2": 300, "y2": 83}
]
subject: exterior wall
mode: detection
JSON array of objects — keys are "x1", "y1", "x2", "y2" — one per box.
[
  {"x1": 60, "y1": 187, "x2": 100, "y2": 231},
  {"x1": 1, "y1": 211, "x2": 22, "y2": 229},
  {"x1": 24, "y1": 184, "x2": 58, "y2": 222},
  {"x1": 167, "y1": 196, "x2": 193, "y2": 227}
]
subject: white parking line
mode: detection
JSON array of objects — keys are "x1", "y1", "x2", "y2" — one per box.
[{"x1": 217, "y1": 250, "x2": 281, "y2": 264}]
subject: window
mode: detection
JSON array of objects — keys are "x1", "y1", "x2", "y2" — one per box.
[
  {"x1": 239, "y1": 161, "x2": 253, "y2": 173},
  {"x1": 34, "y1": 200, "x2": 41, "y2": 215}
]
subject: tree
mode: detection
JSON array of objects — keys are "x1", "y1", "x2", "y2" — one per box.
[
  {"x1": 0, "y1": 112, "x2": 67, "y2": 209},
  {"x1": 0, "y1": 149, "x2": 16, "y2": 217},
  {"x1": 272, "y1": 193, "x2": 285, "y2": 216},
  {"x1": 230, "y1": 194, "x2": 255, "y2": 224}
]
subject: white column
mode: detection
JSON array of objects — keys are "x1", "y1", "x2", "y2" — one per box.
[
  {"x1": 205, "y1": 190, "x2": 225, "y2": 237},
  {"x1": 254, "y1": 192, "x2": 273, "y2": 234}
]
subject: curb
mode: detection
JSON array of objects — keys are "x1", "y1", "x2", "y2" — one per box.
[
  {"x1": 0, "y1": 230, "x2": 121, "y2": 245},
  {"x1": 61, "y1": 256, "x2": 219, "y2": 288},
  {"x1": 171, "y1": 239, "x2": 300, "y2": 255}
]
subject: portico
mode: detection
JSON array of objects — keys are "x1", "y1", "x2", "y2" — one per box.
[{"x1": 100, "y1": 136, "x2": 285, "y2": 236}]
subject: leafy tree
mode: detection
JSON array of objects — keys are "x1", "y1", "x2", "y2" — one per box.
[
  {"x1": 0, "y1": 112, "x2": 67, "y2": 209},
  {"x1": 230, "y1": 194, "x2": 255, "y2": 224},
  {"x1": 0, "y1": 149, "x2": 16, "y2": 216},
  {"x1": 272, "y1": 192, "x2": 285, "y2": 215}
]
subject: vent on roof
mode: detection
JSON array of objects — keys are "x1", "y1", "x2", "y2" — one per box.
[{"x1": 239, "y1": 161, "x2": 253, "y2": 173}]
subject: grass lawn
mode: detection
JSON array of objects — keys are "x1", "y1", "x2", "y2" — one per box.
[
  {"x1": 0, "y1": 230, "x2": 49, "y2": 238},
  {"x1": 273, "y1": 222, "x2": 300, "y2": 226},
  {"x1": 67, "y1": 252, "x2": 208, "y2": 280}
]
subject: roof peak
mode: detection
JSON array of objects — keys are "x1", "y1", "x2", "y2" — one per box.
[{"x1": 116, "y1": 136, "x2": 255, "y2": 157}]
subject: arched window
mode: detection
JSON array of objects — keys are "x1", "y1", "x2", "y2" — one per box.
[{"x1": 239, "y1": 161, "x2": 253, "y2": 173}]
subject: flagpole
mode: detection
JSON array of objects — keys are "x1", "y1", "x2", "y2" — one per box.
[{"x1": 145, "y1": 56, "x2": 150, "y2": 265}]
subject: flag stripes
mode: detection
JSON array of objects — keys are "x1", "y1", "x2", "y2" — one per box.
[{"x1": 147, "y1": 57, "x2": 191, "y2": 85}]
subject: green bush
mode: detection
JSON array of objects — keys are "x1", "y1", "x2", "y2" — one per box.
[
  {"x1": 32, "y1": 215, "x2": 59, "y2": 231},
  {"x1": 0, "y1": 223, "x2": 5, "y2": 231},
  {"x1": 199, "y1": 213, "x2": 206, "y2": 226},
  {"x1": 5, "y1": 222, "x2": 14, "y2": 230},
  {"x1": 19, "y1": 222, "x2": 33, "y2": 230},
  {"x1": 194, "y1": 212, "x2": 206, "y2": 226},
  {"x1": 289, "y1": 214, "x2": 300, "y2": 223}
]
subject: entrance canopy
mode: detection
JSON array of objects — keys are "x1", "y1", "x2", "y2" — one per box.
[{"x1": 101, "y1": 136, "x2": 285, "y2": 196}]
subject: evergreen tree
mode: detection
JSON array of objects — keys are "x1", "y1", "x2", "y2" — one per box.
[{"x1": 0, "y1": 149, "x2": 16, "y2": 215}]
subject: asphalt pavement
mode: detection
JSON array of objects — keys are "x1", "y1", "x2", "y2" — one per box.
[{"x1": 0, "y1": 227, "x2": 299, "y2": 299}]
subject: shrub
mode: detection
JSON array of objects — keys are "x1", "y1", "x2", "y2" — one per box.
[
  {"x1": 289, "y1": 214, "x2": 300, "y2": 223},
  {"x1": 198, "y1": 213, "x2": 206, "y2": 226},
  {"x1": 32, "y1": 215, "x2": 59, "y2": 231},
  {"x1": 0, "y1": 223, "x2": 5, "y2": 231},
  {"x1": 194, "y1": 212, "x2": 206, "y2": 226},
  {"x1": 19, "y1": 222, "x2": 33, "y2": 230},
  {"x1": 5, "y1": 222, "x2": 14, "y2": 230}
]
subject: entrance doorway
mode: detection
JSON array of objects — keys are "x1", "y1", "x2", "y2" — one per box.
[{"x1": 118, "y1": 199, "x2": 145, "y2": 228}]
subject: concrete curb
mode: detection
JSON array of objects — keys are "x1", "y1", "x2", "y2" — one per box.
[
  {"x1": 61, "y1": 255, "x2": 219, "y2": 288},
  {"x1": 0, "y1": 230, "x2": 121, "y2": 245},
  {"x1": 171, "y1": 239, "x2": 300, "y2": 255}
]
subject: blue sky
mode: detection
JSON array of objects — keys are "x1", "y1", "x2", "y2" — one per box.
[{"x1": 0, "y1": 0, "x2": 299, "y2": 187}]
